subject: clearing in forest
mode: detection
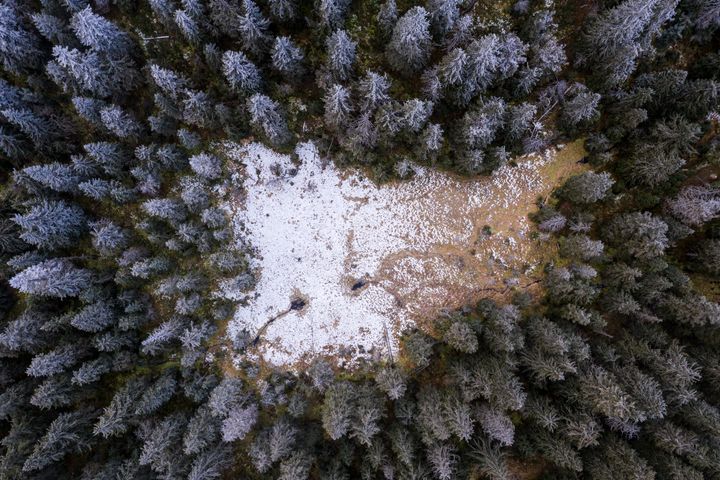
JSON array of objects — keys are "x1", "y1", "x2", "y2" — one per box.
[{"x1": 226, "y1": 140, "x2": 586, "y2": 367}]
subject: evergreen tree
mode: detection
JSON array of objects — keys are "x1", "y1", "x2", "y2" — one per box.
[
  {"x1": 559, "y1": 171, "x2": 614, "y2": 204},
  {"x1": 386, "y1": 7, "x2": 432, "y2": 75},
  {"x1": 222, "y1": 50, "x2": 262, "y2": 94},
  {"x1": 324, "y1": 84, "x2": 353, "y2": 130},
  {"x1": 247, "y1": 94, "x2": 291, "y2": 146},
  {"x1": 321, "y1": 382, "x2": 355, "y2": 440},
  {"x1": 326, "y1": 30, "x2": 356, "y2": 81},
  {"x1": 271, "y1": 36, "x2": 304, "y2": 77},
  {"x1": 0, "y1": 4, "x2": 44, "y2": 74},
  {"x1": 71, "y1": 6, "x2": 133, "y2": 56},
  {"x1": 318, "y1": 0, "x2": 351, "y2": 29},
  {"x1": 10, "y1": 259, "x2": 93, "y2": 298},
  {"x1": 23, "y1": 410, "x2": 96, "y2": 472},
  {"x1": 238, "y1": 0, "x2": 271, "y2": 55}
]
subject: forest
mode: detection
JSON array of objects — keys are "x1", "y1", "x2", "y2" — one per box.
[{"x1": 0, "y1": 0, "x2": 720, "y2": 478}]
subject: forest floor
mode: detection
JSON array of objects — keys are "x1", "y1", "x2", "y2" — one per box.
[{"x1": 224, "y1": 139, "x2": 587, "y2": 368}]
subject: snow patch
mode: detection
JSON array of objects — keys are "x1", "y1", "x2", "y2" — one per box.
[{"x1": 224, "y1": 141, "x2": 573, "y2": 367}]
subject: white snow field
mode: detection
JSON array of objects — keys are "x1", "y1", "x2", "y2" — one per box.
[{"x1": 225, "y1": 140, "x2": 585, "y2": 367}]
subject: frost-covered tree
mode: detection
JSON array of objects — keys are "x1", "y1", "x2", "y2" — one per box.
[
  {"x1": 135, "y1": 372, "x2": 177, "y2": 415},
  {"x1": 23, "y1": 410, "x2": 95, "y2": 472},
  {"x1": 268, "y1": 0, "x2": 296, "y2": 21},
  {"x1": 322, "y1": 382, "x2": 355, "y2": 440},
  {"x1": 324, "y1": 84, "x2": 353, "y2": 130},
  {"x1": 247, "y1": 94, "x2": 291, "y2": 146},
  {"x1": 2, "y1": 108, "x2": 51, "y2": 146},
  {"x1": 175, "y1": 9, "x2": 202, "y2": 43},
  {"x1": 94, "y1": 378, "x2": 146, "y2": 437},
  {"x1": 100, "y1": 105, "x2": 143, "y2": 139},
  {"x1": 562, "y1": 87, "x2": 601, "y2": 128},
  {"x1": 71, "y1": 301, "x2": 116, "y2": 332},
  {"x1": 238, "y1": 0, "x2": 271, "y2": 54},
  {"x1": 21, "y1": 163, "x2": 82, "y2": 193},
  {"x1": 72, "y1": 355, "x2": 112, "y2": 385},
  {"x1": 377, "y1": 0, "x2": 398, "y2": 39},
  {"x1": 400, "y1": 99, "x2": 433, "y2": 132},
  {"x1": 10, "y1": 259, "x2": 93, "y2": 298},
  {"x1": 142, "y1": 198, "x2": 188, "y2": 224},
  {"x1": 326, "y1": 30, "x2": 356, "y2": 81},
  {"x1": 427, "y1": 0, "x2": 460, "y2": 38},
  {"x1": 444, "y1": 320, "x2": 478, "y2": 353},
  {"x1": 666, "y1": 186, "x2": 720, "y2": 226},
  {"x1": 0, "y1": 4, "x2": 44, "y2": 74},
  {"x1": 189, "y1": 152, "x2": 222, "y2": 179},
  {"x1": 222, "y1": 50, "x2": 262, "y2": 94},
  {"x1": 387, "y1": 7, "x2": 432, "y2": 75},
  {"x1": 150, "y1": 64, "x2": 189, "y2": 98},
  {"x1": 27, "y1": 344, "x2": 86, "y2": 377},
  {"x1": 376, "y1": 365, "x2": 406, "y2": 399},
  {"x1": 222, "y1": 404, "x2": 259, "y2": 441},
  {"x1": 318, "y1": 0, "x2": 350, "y2": 29},
  {"x1": 71, "y1": 6, "x2": 133, "y2": 55},
  {"x1": 188, "y1": 443, "x2": 233, "y2": 480},
  {"x1": 603, "y1": 212, "x2": 669, "y2": 260},
  {"x1": 560, "y1": 171, "x2": 615, "y2": 204},
  {"x1": 356, "y1": 71, "x2": 390, "y2": 113},
  {"x1": 272, "y1": 36, "x2": 304, "y2": 77},
  {"x1": 580, "y1": 0, "x2": 680, "y2": 89}
]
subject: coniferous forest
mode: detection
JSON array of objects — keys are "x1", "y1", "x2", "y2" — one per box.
[{"x1": 1, "y1": 0, "x2": 720, "y2": 478}]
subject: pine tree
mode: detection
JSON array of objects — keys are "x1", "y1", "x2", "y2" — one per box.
[
  {"x1": 71, "y1": 301, "x2": 116, "y2": 332},
  {"x1": 135, "y1": 371, "x2": 178, "y2": 415},
  {"x1": 377, "y1": 0, "x2": 398, "y2": 39},
  {"x1": 100, "y1": 105, "x2": 143, "y2": 139},
  {"x1": 321, "y1": 381, "x2": 355, "y2": 440},
  {"x1": 268, "y1": 0, "x2": 296, "y2": 22},
  {"x1": 318, "y1": 0, "x2": 351, "y2": 29},
  {"x1": 184, "y1": 406, "x2": 221, "y2": 455},
  {"x1": 10, "y1": 259, "x2": 93, "y2": 298},
  {"x1": 247, "y1": 94, "x2": 291, "y2": 146},
  {"x1": 469, "y1": 437, "x2": 512, "y2": 480},
  {"x1": 175, "y1": 9, "x2": 202, "y2": 44},
  {"x1": 238, "y1": 0, "x2": 271, "y2": 55},
  {"x1": 187, "y1": 443, "x2": 233, "y2": 480},
  {"x1": 427, "y1": 442, "x2": 457, "y2": 480},
  {"x1": 580, "y1": 0, "x2": 679, "y2": 89},
  {"x1": 386, "y1": 7, "x2": 432, "y2": 75},
  {"x1": 585, "y1": 436, "x2": 655, "y2": 480},
  {"x1": 324, "y1": 84, "x2": 353, "y2": 130},
  {"x1": 427, "y1": 0, "x2": 460, "y2": 38},
  {"x1": 560, "y1": 171, "x2": 614, "y2": 204},
  {"x1": 0, "y1": 4, "x2": 44, "y2": 74},
  {"x1": 375, "y1": 365, "x2": 407, "y2": 399},
  {"x1": 91, "y1": 221, "x2": 129, "y2": 255},
  {"x1": 666, "y1": 186, "x2": 720, "y2": 226},
  {"x1": 222, "y1": 50, "x2": 262, "y2": 94},
  {"x1": 326, "y1": 30, "x2": 356, "y2": 81},
  {"x1": 222, "y1": 404, "x2": 259, "y2": 441},
  {"x1": 94, "y1": 378, "x2": 146, "y2": 438},
  {"x1": 23, "y1": 410, "x2": 96, "y2": 472},
  {"x1": 71, "y1": 6, "x2": 133, "y2": 56},
  {"x1": 400, "y1": 99, "x2": 433, "y2": 133},
  {"x1": 150, "y1": 64, "x2": 189, "y2": 98},
  {"x1": 443, "y1": 320, "x2": 478, "y2": 353},
  {"x1": 603, "y1": 212, "x2": 669, "y2": 260},
  {"x1": 189, "y1": 152, "x2": 223, "y2": 179},
  {"x1": 21, "y1": 163, "x2": 82, "y2": 193},
  {"x1": 272, "y1": 36, "x2": 304, "y2": 77},
  {"x1": 71, "y1": 355, "x2": 112, "y2": 385}
]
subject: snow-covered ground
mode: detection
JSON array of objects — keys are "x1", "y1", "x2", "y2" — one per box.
[{"x1": 225, "y1": 141, "x2": 583, "y2": 367}]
